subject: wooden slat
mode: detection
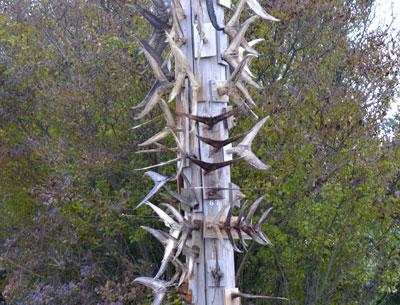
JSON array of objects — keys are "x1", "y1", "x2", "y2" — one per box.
[
  {"x1": 180, "y1": 1, "x2": 206, "y2": 304},
  {"x1": 182, "y1": 1, "x2": 236, "y2": 304}
]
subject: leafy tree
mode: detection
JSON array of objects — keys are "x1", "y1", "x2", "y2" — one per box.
[
  {"x1": 233, "y1": 0, "x2": 400, "y2": 304},
  {"x1": 0, "y1": 0, "x2": 399, "y2": 304}
]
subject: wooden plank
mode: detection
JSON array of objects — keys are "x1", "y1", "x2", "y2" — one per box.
[
  {"x1": 183, "y1": 1, "x2": 236, "y2": 304},
  {"x1": 198, "y1": 2, "x2": 236, "y2": 305},
  {"x1": 194, "y1": 23, "x2": 217, "y2": 58},
  {"x1": 180, "y1": 1, "x2": 206, "y2": 305}
]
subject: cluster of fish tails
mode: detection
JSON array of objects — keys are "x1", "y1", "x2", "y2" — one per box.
[{"x1": 128, "y1": 0, "x2": 281, "y2": 304}]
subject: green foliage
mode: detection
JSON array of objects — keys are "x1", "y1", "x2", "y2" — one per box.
[
  {"x1": 0, "y1": 0, "x2": 399, "y2": 304},
  {"x1": 232, "y1": 1, "x2": 400, "y2": 304}
]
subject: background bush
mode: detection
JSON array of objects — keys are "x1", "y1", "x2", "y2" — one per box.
[{"x1": 0, "y1": 0, "x2": 400, "y2": 304}]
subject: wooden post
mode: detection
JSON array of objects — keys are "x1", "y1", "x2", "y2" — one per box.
[
  {"x1": 178, "y1": 1, "x2": 235, "y2": 304},
  {"x1": 131, "y1": 1, "x2": 280, "y2": 304}
]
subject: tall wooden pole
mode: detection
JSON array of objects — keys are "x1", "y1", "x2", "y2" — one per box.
[
  {"x1": 178, "y1": 1, "x2": 235, "y2": 304},
  {"x1": 130, "y1": 0, "x2": 281, "y2": 304}
]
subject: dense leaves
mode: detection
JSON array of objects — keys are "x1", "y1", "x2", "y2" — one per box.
[{"x1": 0, "y1": 0, "x2": 399, "y2": 304}]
